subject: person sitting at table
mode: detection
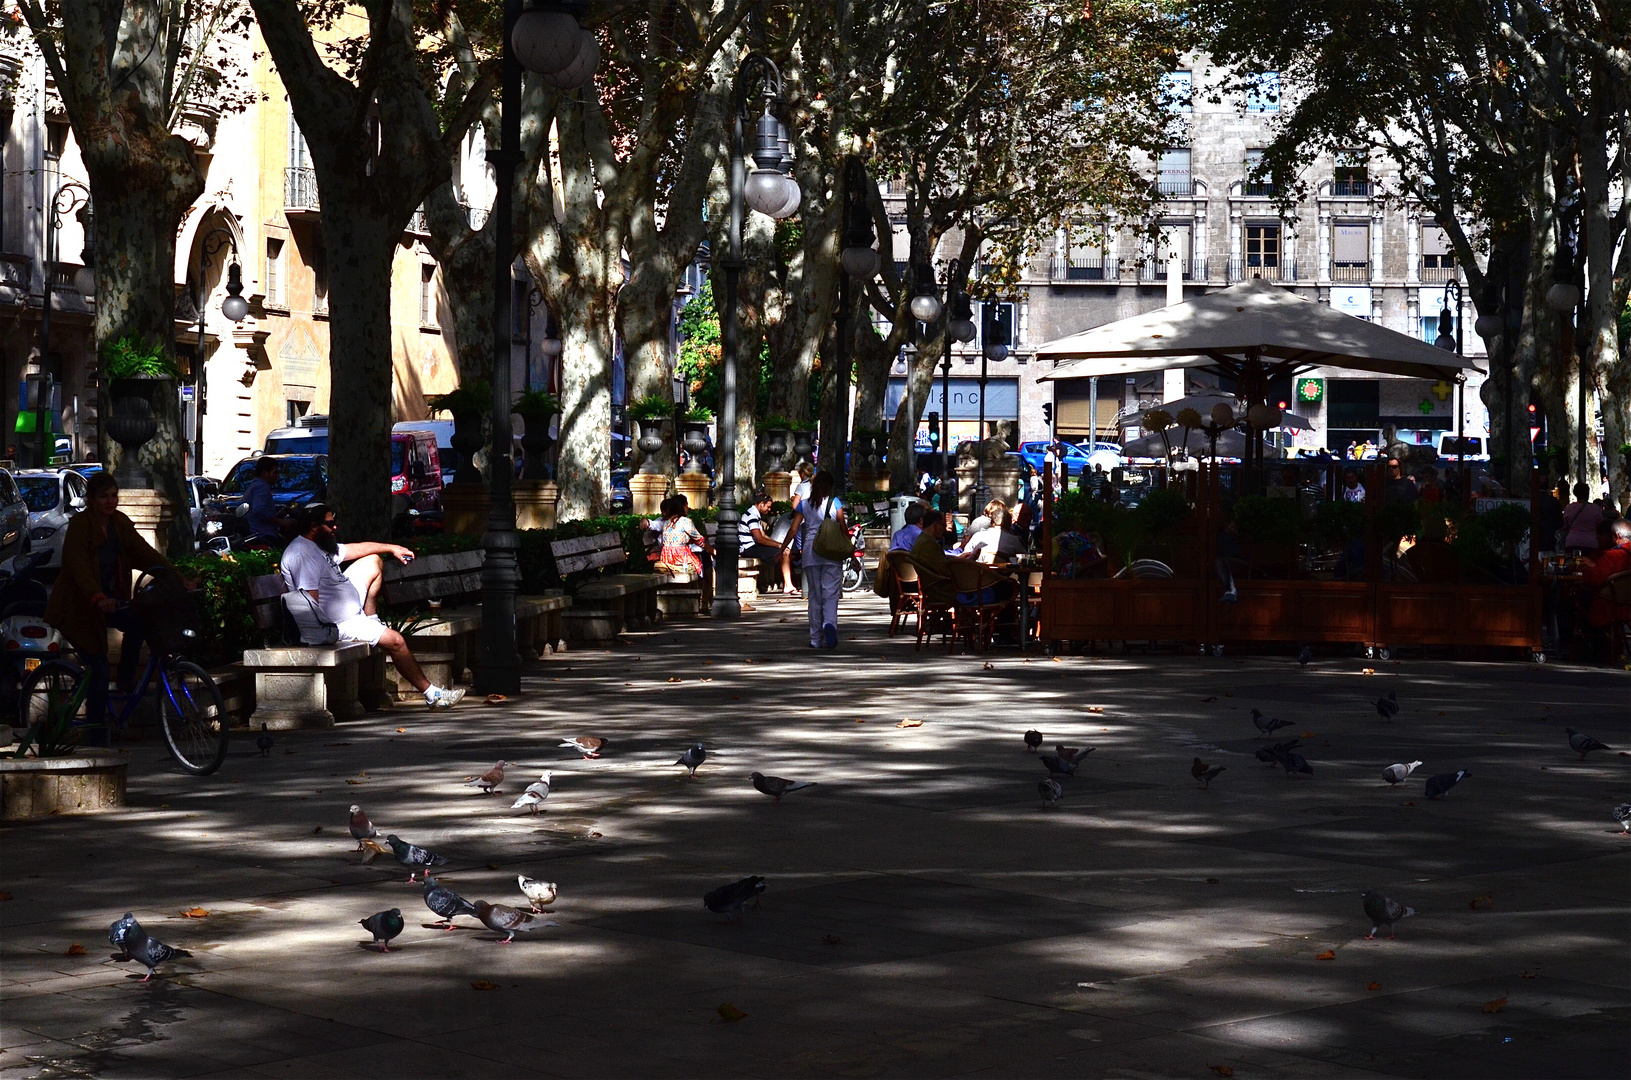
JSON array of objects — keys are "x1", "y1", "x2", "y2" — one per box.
[
  {"x1": 890, "y1": 501, "x2": 925, "y2": 551},
  {"x1": 1580, "y1": 518, "x2": 1631, "y2": 632},
  {"x1": 963, "y1": 503, "x2": 1026, "y2": 564},
  {"x1": 907, "y1": 511, "x2": 962, "y2": 603},
  {"x1": 1341, "y1": 469, "x2": 1366, "y2": 503},
  {"x1": 1562, "y1": 483, "x2": 1605, "y2": 554}
]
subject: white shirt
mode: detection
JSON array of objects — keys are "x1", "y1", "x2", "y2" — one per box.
[
  {"x1": 964, "y1": 526, "x2": 1024, "y2": 564},
  {"x1": 281, "y1": 535, "x2": 364, "y2": 625}
]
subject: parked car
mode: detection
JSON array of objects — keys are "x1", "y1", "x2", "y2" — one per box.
[
  {"x1": 611, "y1": 467, "x2": 632, "y2": 514},
  {"x1": 263, "y1": 413, "x2": 329, "y2": 455},
  {"x1": 392, "y1": 420, "x2": 457, "y2": 486},
  {"x1": 389, "y1": 427, "x2": 445, "y2": 519},
  {"x1": 12, "y1": 468, "x2": 88, "y2": 569},
  {"x1": 204, "y1": 454, "x2": 329, "y2": 544},
  {"x1": 187, "y1": 476, "x2": 218, "y2": 538},
  {"x1": 0, "y1": 469, "x2": 29, "y2": 566},
  {"x1": 1018, "y1": 440, "x2": 1097, "y2": 479},
  {"x1": 266, "y1": 417, "x2": 452, "y2": 503},
  {"x1": 1073, "y1": 440, "x2": 1125, "y2": 471}
]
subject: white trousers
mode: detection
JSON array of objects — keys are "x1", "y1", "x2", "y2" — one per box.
[{"x1": 804, "y1": 561, "x2": 843, "y2": 645}]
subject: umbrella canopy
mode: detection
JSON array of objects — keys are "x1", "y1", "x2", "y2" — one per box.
[
  {"x1": 1115, "y1": 389, "x2": 1314, "y2": 432},
  {"x1": 1036, "y1": 279, "x2": 1482, "y2": 383},
  {"x1": 1122, "y1": 427, "x2": 1260, "y2": 459}
]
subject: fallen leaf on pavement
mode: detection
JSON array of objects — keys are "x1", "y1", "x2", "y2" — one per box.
[
  {"x1": 1482, "y1": 996, "x2": 1507, "y2": 1013},
  {"x1": 471, "y1": 980, "x2": 499, "y2": 991},
  {"x1": 0, "y1": 892, "x2": 12, "y2": 901},
  {"x1": 714, "y1": 1003, "x2": 748, "y2": 1023},
  {"x1": 311, "y1": 825, "x2": 323, "y2": 834},
  {"x1": 65, "y1": 944, "x2": 86, "y2": 956},
  {"x1": 854, "y1": 719, "x2": 866, "y2": 723},
  {"x1": 1207, "y1": 1066, "x2": 1234, "y2": 1077},
  {"x1": 1086, "y1": 706, "x2": 1104, "y2": 713},
  {"x1": 486, "y1": 862, "x2": 501, "y2": 870},
  {"x1": 396, "y1": 728, "x2": 406, "y2": 733},
  {"x1": 667, "y1": 677, "x2": 683, "y2": 682},
  {"x1": 1469, "y1": 894, "x2": 1493, "y2": 909},
  {"x1": 703, "y1": 660, "x2": 713, "y2": 665},
  {"x1": 1366, "y1": 982, "x2": 1382, "y2": 991},
  {"x1": 484, "y1": 694, "x2": 508, "y2": 705},
  {"x1": 701, "y1": 677, "x2": 713, "y2": 682},
  {"x1": 897, "y1": 718, "x2": 923, "y2": 728},
  {"x1": 346, "y1": 779, "x2": 364, "y2": 785},
  {"x1": 1402, "y1": 800, "x2": 1418, "y2": 806},
  {"x1": 983, "y1": 662, "x2": 993, "y2": 670},
  {"x1": 1360, "y1": 668, "x2": 1375, "y2": 675},
  {"x1": 1519, "y1": 971, "x2": 1537, "y2": 978},
  {"x1": 1201, "y1": 696, "x2": 1217, "y2": 702},
  {"x1": 1300, "y1": 731, "x2": 1315, "y2": 738},
  {"x1": 1051, "y1": 657, "x2": 1062, "y2": 662},
  {"x1": 1316, "y1": 950, "x2": 1336, "y2": 960},
  {"x1": 180, "y1": 907, "x2": 209, "y2": 918}
]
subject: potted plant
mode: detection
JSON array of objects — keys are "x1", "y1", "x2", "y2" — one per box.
[
  {"x1": 628, "y1": 394, "x2": 672, "y2": 475},
  {"x1": 788, "y1": 421, "x2": 816, "y2": 471},
  {"x1": 680, "y1": 405, "x2": 712, "y2": 475},
  {"x1": 512, "y1": 389, "x2": 560, "y2": 481},
  {"x1": 3, "y1": 701, "x2": 132, "y2": 821},
  {"x1": 427, "y1": 379, "x2": 490, "y2": 485},
  {"x1": 852, "y1": 427, "x2": 886, "y2": 472},
  {"x1": 103, "y1": 334, "x2": 180, "y2": 489},
  {"x1": 761, "y1": 414, "x2": 792, "y2": 473}
]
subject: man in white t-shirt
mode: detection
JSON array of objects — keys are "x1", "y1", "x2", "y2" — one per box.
[{"x1": 281, "y1": 504, "x2": 466, "y2": 709}]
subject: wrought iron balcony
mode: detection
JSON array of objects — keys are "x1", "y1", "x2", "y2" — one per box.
[
  {"x1": 284, "y1": 167, "x2": 319, "y2": 214},
  {"x1": 1227, "y1": 258, "x2": 1297, "y2": 283}
]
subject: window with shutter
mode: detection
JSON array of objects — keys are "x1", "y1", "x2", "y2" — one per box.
[
  {"x1": 1421, "y1": 224, "x2": 1454, "y2": 278},
  {"x1": 1332, "y1": 224, "x2": 1368, "y2": 281},
  {"x1": 265, "y1": 238, "x2": 284, "y2": 307},
  {"x1": 1157, "y1": 149, "x2": 1191, "y2": 195}
]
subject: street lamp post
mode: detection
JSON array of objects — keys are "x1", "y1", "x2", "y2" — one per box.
[
  {"x1": 479, "y1": 0, "x2": 601, "y2": 692},
  {"x1": 34, "y1": 179, "x2": 91, "y2": 468},
  {"x1": 977, "y1": 306, "x2": 1009, "y2": 509},
  {"x1": 1433, "y1": 276, "x2": 1467, "y2": 495},
  {"x1": 712, "y1": 53, "x2": 802, "y2": 619},
  {"x1": 190, "y1": 228, "x2": 249, "y2": 475},
  {"x1": 832, "y1": 157, "x2": 879, "y2": 492}
]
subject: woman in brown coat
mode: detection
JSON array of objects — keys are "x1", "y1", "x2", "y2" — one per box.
[{"x1": 45, "y1": 472, "x2": 171, "y2": 728}]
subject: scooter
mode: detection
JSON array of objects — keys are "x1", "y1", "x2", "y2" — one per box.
[{"x1": 0, "y1": 549, "x2": 61, "y2": 723}]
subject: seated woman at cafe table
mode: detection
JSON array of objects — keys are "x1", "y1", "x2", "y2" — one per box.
[
  {"x1": 962, "y1": 503, "x2": 1027, "y2": 565},
  {"x1": 1579, "y1": 518, "x2": 1631, "y2": 631}
]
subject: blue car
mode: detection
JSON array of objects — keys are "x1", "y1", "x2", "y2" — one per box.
[{"x1": 1018, "y1": 441, "x2": 1096, "y2": 479}]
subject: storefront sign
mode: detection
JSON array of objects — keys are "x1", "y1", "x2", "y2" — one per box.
[{"x1": 1296, "y1": 377, "x2": 1324, "y2": 403}]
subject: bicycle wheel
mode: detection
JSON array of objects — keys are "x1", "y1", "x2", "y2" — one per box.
[
  {"x1": 18, "y1": 660, "x2": 87, "y2": 736},
  {"x1": 159, "y1": 660, "x2": 229, "y2": 775},
  {"x1": 841, "y1": 556, "x2": 865, "y2": 592}
]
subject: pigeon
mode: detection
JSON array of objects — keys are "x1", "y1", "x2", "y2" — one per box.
[
  {"x1": 750, "y1": 772, "x2": 816, "y2": 802},
  {"x1": 1038, "y1": 778, "x2": 1062, "y2": 809},
  {"x1": 1055, "y1": 745, "x2": 1094, "y2": 762},
  {"x1": 1423, "y1": 770, "x2": 1468, "y2": 799},
  {"x1": 1191, "y1": 757, "x2": 1210, "y2": 781},
  {"x1": 1269, "y1": 744, "x2": 1312, "y2": 776},
  {"x1": 517, "y1": 875, "x2": 558, "y2": 911},
  {"x1": 1566, "y1": 728, "x2": 1611, "y2": 760},
  {"x1": 1374, "y1": 691, "x2": 1399, "y2": 720},
  {"x1": 1023, "y1": 729, "x2": 1043, "y2": 752},
  {"x1": 1613, "y1": 804, "x2": 1631, "y2": 833},
  {"x1": 1362, "y1": 889, "x2": 1415, "y2": 940},
  {"x1": 348, "y1": 805, "x2": 379, "y2": 850},
  {"x1": 386, "y1": 834, "x2": 448, "y2": 882},
  {"x1": 256, "y1": 723, "x2": 274, "y2": 757},
  {"x1": 464, "y1": 760, "x2": 507, "y2": 793},
  {"x1": 107, "y1": 914, "x2": 191, "y2": 981},
  {"x1": 472, "y1": 900, "x2": 557, "y2": 943},
  {"x1": 703, "y1": 876, "x2": 766, "y2": 922},
  {"x1": 1196, "y1": 764, "x2": 1226, "y2": 789},
  {"x1": 675, "y1": 743, "x2": 706, "y2": 777},
  {"x1": 560, "y1": 736, "x2": 606, "y2": 758},
  {"x1": 1040, "y1": 753, "x2": 1078, "y2": 778},
  {"x1": 422, "y1": 875, "x2": 478, "y2": 929},
  {"x1": 1297, "y1": 645, "x2": 1313, "y2": 665},
  {"x1": 510, "y1": 771, "x2": 552, "y2": 813},
  {"x1": 1382, "y1": 761, "x2": 1423, "y2": 785},
  {"x1": 359, "y1": 908, "x2": 404, "y2": 952},
  {"x1": 1257, "y1": 738, "x2": 1300, "y2": 765},
  {"x1": 1251, "y1": 708, "x2": 1294, "y2": 737}
]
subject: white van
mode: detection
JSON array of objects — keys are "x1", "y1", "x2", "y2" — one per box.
[{"x1": 1434, "y1": 433, "x2": 1488, "y2": 460}]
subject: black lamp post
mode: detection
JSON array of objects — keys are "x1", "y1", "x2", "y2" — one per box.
[
  {"x1": 829, "y1": 157, "x2": 879, "y2": 491},
  {"x1": 712, "y1": 53, "x2": 802, "y2": 619},
  {"x1": 34, "y1": 179, "x2": 90, "y2": 468},
  {"x1": 1433, "y1": 276, "x2": 1468, "y2": 484},
  {"x1": 190, "y1": 227, "x2": 249, "y2": 475},
  {"x1": 478, "y1": 0, "x2": 600, "y2": 693},
  {"x1": 977, "y1": 303, "x2": 1008, "y2": 507}
]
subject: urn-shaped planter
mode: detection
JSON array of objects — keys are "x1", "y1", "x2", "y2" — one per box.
[
  {"x1": 680, "y1": 421, "x2": 710, "y2": 475},
  {"x1": 518, "y1": 413, "x2": 556, "y2": 481},
  {"x1": 108, "y1": 377, "x2": 171, "y2": 490},
  {"x1": 450, "y1": 409, "x2": 485, "y2": 485},
  {"x1": 762, "y1": 427, "x2": 790, "y2": 474},
  {"x1": 635, "y1": 418, "x2": 666, "y2": 475},
  {"x1": 790, "y1": 428, "x2": 815, "y2": 472}
]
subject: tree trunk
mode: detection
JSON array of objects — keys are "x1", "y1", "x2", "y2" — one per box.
[
  {"x1": 424, "y1": 183, "x2": 496, "y2": 388},
  {"x1": 556, "y1": 315, "x2": 612, "y2": 519},
  {"x1": 1578, "y1": 91, "x2": 1625, "y2": 506},
  {"x1": 888, "y1": 327, "x2": 947, "y2": 493},
  {"x1": 617, "y1": 263, "x2": 679, "y2": 475},
  {"x1": 817, "y1": 292, "x2": 849, "y2": 490}
]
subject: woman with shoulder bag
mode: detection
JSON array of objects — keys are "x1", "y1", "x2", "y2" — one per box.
[{"x1": 785, "y1": 470, "x2": 847, "y2": 649}]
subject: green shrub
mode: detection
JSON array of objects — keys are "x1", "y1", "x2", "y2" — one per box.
[
  {"x1": 1233, "y1": 496, "x2": 1302, "y2": 545},
  {"x1": 628, "y1": 395, "x2": 672, "y2": 421},
  {"x1": 102, "y1": 334, "x2": 179, "y2": 379},
  {"x1": 172, "y1": 550, "x2": 281, "y2": 666},
  {"x1": 513, "y1": 389, "x2": 561, "y2": 417},
  {"x1": 426, "y1": 380, "x2": 491, "y2": 415},
  {"x1": 1310, "y1": 500, "x2": 1365, "y2": 546},
  {"x1": 407, "y1": 533, "x2": 481, "y2": 556}
]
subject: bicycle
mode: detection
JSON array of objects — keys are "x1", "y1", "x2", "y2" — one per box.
[{"x1": 18, "y1": 568, "x2": 229, "y2": 775}]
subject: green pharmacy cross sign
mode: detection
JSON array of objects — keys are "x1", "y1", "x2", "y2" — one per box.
[{"x1": 1296, "y1": 378, "x2": 1324, "y2": 403}]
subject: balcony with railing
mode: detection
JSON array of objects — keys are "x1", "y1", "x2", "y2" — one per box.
[
  {"x1": 1419, "y1": 263, "x2": 1458, "y2": 283},
  {"x1": 1139, "y1": 257, "x2": 1208, "y2": 281},
  {"x1": 1330, "y1": 262, "x2": 1370, "y2": 282},
  {"x1": 407, "y1": 206, "x2": 429, "y2": 235},
  {"x1": 1156, "y1": 174, "x2": 1194, "y2": 196},
  {"x1": 1227, "y1": 258, "x2": 1297, "y2": 283},
  {"x1": 1331, "y1": 179, "x2": 1371, "y2": 198},
  {"x1": 1242, "y1": 181, "x2": 1277, "y2": 198},
  {"x1": 1055, "y1": 256, "x2": 1109, "y2": 281},
  {"x1": 284, "y1": 167, "x2": 320, "y2": 215}
]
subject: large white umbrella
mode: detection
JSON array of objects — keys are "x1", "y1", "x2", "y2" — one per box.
[
  {"x1": 1036, "y1": 278, "x2": 1481, "y2": 383},
  {"x1": 1121, "y1": 427, "x2": 1260, "y2": 459},
  {"x1": 1116, "y1": 389, "x2": 1315, "y2": 431}
]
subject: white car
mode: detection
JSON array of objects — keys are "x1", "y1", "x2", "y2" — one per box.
[{"x1": 13, "y1": 468, "x2": 87, "y2": 570}]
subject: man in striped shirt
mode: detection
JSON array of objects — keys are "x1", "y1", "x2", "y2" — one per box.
[{"x1": 738, "y1": 489, "x2": 782, "y2": 561}]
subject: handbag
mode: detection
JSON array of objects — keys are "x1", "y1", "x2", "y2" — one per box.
[{"x1": 813, "y1": 499, "x2": 852, "y2": 562}]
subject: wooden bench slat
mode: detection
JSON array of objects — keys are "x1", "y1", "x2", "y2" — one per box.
[{"x1": 549, "y1": 532, "x2": 623, "y2": 557}]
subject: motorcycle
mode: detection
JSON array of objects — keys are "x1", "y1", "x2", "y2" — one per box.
[{"x1": 0, "y1": 550, "x2": 62, "y2": 723}]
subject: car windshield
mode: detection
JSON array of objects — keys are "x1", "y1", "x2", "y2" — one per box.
[
  {"x1": 265, "y1": 434, "x2": 330, "y2": 455},
  {"x1": 15, "y1": 476, "x2": 58, "y2": 512},
  {"x1": 391, "y1": 440, "x2": 406, "y2": 477},
  {"x1": 221, "y1": 458, "x2": 326, "y2": 494}
]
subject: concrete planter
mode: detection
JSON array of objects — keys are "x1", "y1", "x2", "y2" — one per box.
[{"x1": 0, "y1": 750, "x2": 130, "y2": 821}]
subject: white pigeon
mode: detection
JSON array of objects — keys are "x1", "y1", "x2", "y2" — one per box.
[
  {"x1": 517, "y1": 875, "x2": 558, "y2": 911},
  {"x1": 511, "y1": 790, "x2": 546, "y2": 813},
  {"x1": 524, "y1": 771, "x2": 553, "y2": 800},
  {"x1": 1382, "y1": 760, "x2": 1423, "y2": 785}
]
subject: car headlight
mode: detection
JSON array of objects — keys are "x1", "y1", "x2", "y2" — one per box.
[
  {"x1": 28, "y1": 526, "x2": 56, "y2": 541},
  {"x1": 204, "y1": 520, "x2": 223, "y2": 535}
]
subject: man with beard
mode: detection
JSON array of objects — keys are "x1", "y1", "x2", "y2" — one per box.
[{"x1": 281, "y1": 503, "x2": 465, "y2": 708}]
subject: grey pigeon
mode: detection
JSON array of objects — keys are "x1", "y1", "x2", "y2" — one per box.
[
  {"x1": 1613, "y1": 804, "x2": 1631, "y2": 833},
  {"x1": 1297, "y1": 645, "x2": 1313, "y2": 665},
  {"x1": 1269, "y1": 744, "x2": 1312, "y2": 776},
  {"x1": 464, "y1": 760, "x2": 507, "y2": 793},
  {"x1": 1257, "y1": 738, "x2": 1299, "y2": 765},
  {"x1": 1040, "y1": 753, "x2": 1078, "y2": 778},
  {"x1": 1382, "y1": 761, "x2": 1422, "y2": 785},
  {"x1": 386, "y1": 834, "x2": 448, "y2": 882},
  {"x1": 1055, "y1": 744, "x2": 1094, "y2": 762},
  {"x1": 676, "y1": 743, "x2": 706, "y2": 777},
  {"x1": 472, "y1": 900, "x2": 557, "y2": 943},
  {"x1": 107, "y1": 915, "x2": 191, "y2": 982},
  {"x1": 1362, "y1": 889, "x2": 1415, "y2": 940},
  {"x1": 703, "y1": 876, "x2": 766, "y2": 922},
  {"x1": 1374, "y1": 691, "x2": 1399, "y2": 720},
  {"x1": 1024, "y1": 729, "x2": 1043, "y2": 752},
  {"x1": 517, "y1": 875, "x2": 558, "y2": 911},
  {"x1": 256, "y1": 723, "x2": 274, "y2": 757},
  {"x1": 560, "y1": 735, "x2": 605, "y2": 758},
  {"x1": 1423, "y1": 770, "x2": 1467, "y2": 799},
  {"x1": 510, "y1": 771, "x2": 552, "y2": 813},
  {"x1": 422, "y1": 875, "x2": 478, "y2": 930},
  {"x1": 1567, "y1": 728, "x2": 1611, "y2": 760},
  {"x1": 359, "y1": 908, "x2": 404, "y2": 952},
  {"x1": 750, "y1": 772, "x2": 816, "y2": 802},
  {"x1": 348, "y1": 804, "x2": 378, "y2": 850},
  {"x1": 1196, "y1": 764, "x2": 1226, "y2": 789},
  {"x1": 1039, "y1": 778, "x2": 1062, "y2": 809},
  {"x1": 1251, "y1": 708, "x2": 1294, "y2": 737}
]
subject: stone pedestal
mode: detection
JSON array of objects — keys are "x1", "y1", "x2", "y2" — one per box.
[
  {"x1": 514, "y1": 480, "x2": 559, "y2": 531},
  {"x1": 0, "y1": 751, "x2": 129, "y2": 820},
  {"x1": 955, "y1": 459, "x2": 1023, "y2": 517},
  {"x1": 442, "y1": 482, "x2": 491, "y2": 537},
  {"x1": 629, "y1": 474, "x2": 668, "y2": 516},
  {"x1": 117, "y1": 489, "x2": 176, "y2": 555},
  {"x1": 851, "y1": 467, "x2": 890, "y2": 493},
  {"x1": 764, "y1": 470, "x2": 792, "y2": 503},
  {"x1": 674, "y1": 472, "x2": 710, "y2": 512}
]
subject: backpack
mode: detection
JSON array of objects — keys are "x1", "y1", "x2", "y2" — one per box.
[{"x1": 812, "y1": 498, "x2": 852, "y2": 562}]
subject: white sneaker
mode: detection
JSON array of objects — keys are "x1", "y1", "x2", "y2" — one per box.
[{"x1": 425, "y1": 685, "x2": 467, "y2": 709}]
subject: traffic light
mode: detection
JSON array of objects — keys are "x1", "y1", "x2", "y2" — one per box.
[
  {"x1": 927, "y1": 411, "x2": 940, "y2": 445},
  {"x1": 1041, "y1": 402, "x2": 1053, "y2": 425}
]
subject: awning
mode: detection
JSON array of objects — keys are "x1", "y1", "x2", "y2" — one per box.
[
  {"x1": 1036, "y1": 279, "x2": 1482, "y2": 384},
  {"x1": 1114, "y1": 389, "x2": 1314, "y2": 431}
]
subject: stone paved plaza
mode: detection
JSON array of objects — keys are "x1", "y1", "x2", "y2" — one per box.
[{"x1": 2, "y1": 593, "x2": 1628, "y2": 1079}]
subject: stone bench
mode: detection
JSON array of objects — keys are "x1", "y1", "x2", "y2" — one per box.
[
  {"x1": 242, "y1": 574, "x2": 374, "y2": 730},
  {"x1": 550, "y1": 532, "x2": 662, "y2": 643}
]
